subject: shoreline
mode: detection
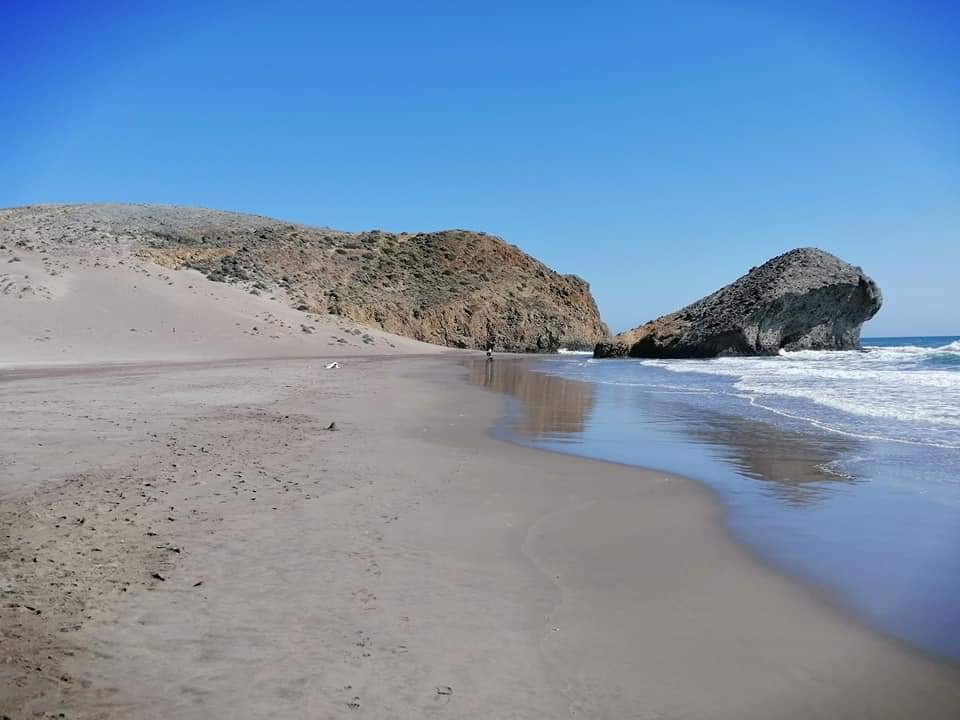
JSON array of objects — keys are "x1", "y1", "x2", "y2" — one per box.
[
  {"x1": 497, "y1": 350, "x2": 960, "y2": 665},
  {"x1": 474, "y1": 356, "x2": 960, "y2": 668},
  {"x1": 2, "y1": 354, "x2": 959, "y2": 718}
]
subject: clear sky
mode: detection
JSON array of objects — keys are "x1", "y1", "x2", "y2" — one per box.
[{"x1": 3, "y1": 1, "x2": 957, "y2": 335}]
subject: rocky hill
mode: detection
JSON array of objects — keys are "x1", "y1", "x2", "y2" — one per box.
[
  {"x1": 0, "y1": 204, "x2": 607, "y2": 352},
  {"x1": 595, "y1": 248, "x2": 882, "y2": 358}
]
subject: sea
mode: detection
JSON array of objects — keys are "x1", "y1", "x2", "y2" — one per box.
[{"x1": 477, "y1": 336, "x2": 960, "y2": 663}]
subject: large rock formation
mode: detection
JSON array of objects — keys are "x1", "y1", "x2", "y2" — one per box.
[
  {"x1": 595, "y1": 248, "x2": 882, "y2": 359},
  {"x1": 0, "y1": 204, "x2": 607, "y2": 352}
]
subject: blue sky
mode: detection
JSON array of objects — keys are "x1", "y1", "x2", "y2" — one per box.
[{"x1": 2, "y1": 1, "x2": 957, "y2": 335}]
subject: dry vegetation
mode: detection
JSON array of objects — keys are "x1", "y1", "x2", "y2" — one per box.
[{"x1": 1, "y1": 204, "x2": 607, "y2": 351}]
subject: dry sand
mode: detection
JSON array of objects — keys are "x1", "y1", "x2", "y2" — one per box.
[
  {"x1": 2, "y1": 245, "x2": 960, "y2": 719},
  {"x1": 0, "y1": 237, "x2": 437, "y2": 366}
]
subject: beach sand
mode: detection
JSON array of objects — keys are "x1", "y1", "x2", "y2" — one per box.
[{"x1": 2, "y1": 248, "x2": 960, "y2": 718}]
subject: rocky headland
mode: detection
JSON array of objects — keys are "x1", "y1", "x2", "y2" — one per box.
[{"x1": 595, "y1": 248, "x2": 882, "y2": 359}]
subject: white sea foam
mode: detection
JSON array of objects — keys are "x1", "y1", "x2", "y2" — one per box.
[
  {"x1": 636, "y1": 341, "x2": 960, "y2": 444},
  {"x1": 543, "y1": 340, "x2": 960, "y2": 448}
]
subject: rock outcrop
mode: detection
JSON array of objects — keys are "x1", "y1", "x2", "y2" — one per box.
[
  {"x1": 0, "y1": 204, "x2": 607, "y2": 352},
  {"x1": 595, "y1": 248, "x2": 882, "y2": 359}
]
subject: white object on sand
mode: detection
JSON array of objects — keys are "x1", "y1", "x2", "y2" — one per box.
[{"x1": 325, "y1": 361, "x2": 341, "y2": 369}]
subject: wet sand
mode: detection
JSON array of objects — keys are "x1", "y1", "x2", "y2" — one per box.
[
  {"x1": 2, "y1": 355, "x2": 959, "y2": 719},
  {"x1": 478, "y1": 355, "x2": 960, "y2": 663}
]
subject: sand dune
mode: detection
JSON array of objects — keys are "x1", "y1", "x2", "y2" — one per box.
[{"x1": 0, "y1": 237, "x2": 437, "y2": 367}]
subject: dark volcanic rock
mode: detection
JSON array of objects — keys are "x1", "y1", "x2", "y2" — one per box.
[
  {"x1": 592, "y1": 340, "x2": 631, "y2": 358},
  {"x1": 596, "y1": 248, "x2": 882, "y2": 359}
]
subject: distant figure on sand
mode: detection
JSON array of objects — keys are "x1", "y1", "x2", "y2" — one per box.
[{"x1": 486, "y1": 344, "x2": 494, "y2": 361}]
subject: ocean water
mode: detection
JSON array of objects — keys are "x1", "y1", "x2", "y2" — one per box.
[{"x1": 476, "y1": 336, "x2": 960, "y2": 662}]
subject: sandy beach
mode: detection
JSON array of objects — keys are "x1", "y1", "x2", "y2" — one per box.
[
  {"x1": 1, "y1": 351, "x2": 959, "y2": 719},
  {"x1": 1, "y1": 240, "x2": 958, "y2": 719},
  {"x1": 5, "y1": 2, "x2": 958, "y2": 714}
]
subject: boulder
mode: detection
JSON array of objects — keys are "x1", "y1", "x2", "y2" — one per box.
[
  {"x1": 592, "y1": 340, "x2": 631, "y2": 358},
  {"x1": 596, "y1": 248, "x2": 882, "y2": 359}
]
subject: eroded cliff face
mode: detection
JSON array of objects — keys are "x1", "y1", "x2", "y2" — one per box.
[
  {"x1": 1, "y1": 204, "x2": 607, "y2": 352},
  {"x1": 596, "y1": 248, "x2": 882, "y2": 359}
]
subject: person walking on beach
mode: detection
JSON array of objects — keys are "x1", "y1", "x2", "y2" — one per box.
[{"x1": 485, "y1": 343, "x2": 494, "y2": 361}]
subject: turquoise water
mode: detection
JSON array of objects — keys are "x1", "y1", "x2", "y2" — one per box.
[{"x1": 489, "y1": 336, "x2": 960, "y2": 662}]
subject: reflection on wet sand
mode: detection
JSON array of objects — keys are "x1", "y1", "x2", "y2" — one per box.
[
  {"x1": 468, "y1": 357, "x2": 861, "y2": 506},
  {"x1": 465, "y1": 358, "x2": 594, "y2": 438},
  {"x1": 668, "y1": 405, "x2": 862, "y2": 506}
]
